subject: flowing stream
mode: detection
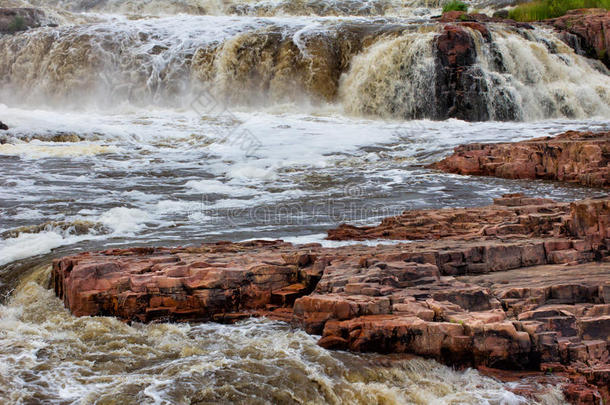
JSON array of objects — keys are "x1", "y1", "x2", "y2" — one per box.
[{"x1": 0, "y1": 0, "x2": 608, "y2": 403}]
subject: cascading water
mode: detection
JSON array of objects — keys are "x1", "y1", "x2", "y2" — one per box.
[
  {"x1": 0, "y1": 0, "x2": 609, "y2": 403},
  {"x1": 1, "y1": 15, "x2": 608, "y2": 118},
  {"x1": 5, "y1": 0, "x2": 452, "y2": 17}
]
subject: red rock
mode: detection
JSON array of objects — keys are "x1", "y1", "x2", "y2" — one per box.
[
  {"x1": 479, "y1": 367, "x2": 603, "y2": 405},
  {"x1": 431, "y1": 130, "x2": 610, "y2": 188},
  {"x1": 328, "y1": 194, "x2": 568, "y2": 241},
  {"x1": 51, "y1": 196, "x2": 610, "y2": 402},
  {"x1": 545, "y1": 9, "x2": 610, "y2": 68}
]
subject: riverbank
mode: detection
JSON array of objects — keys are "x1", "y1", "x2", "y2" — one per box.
[{"x1": 51, "y1": 130, "x2": 610, "y2": 403}]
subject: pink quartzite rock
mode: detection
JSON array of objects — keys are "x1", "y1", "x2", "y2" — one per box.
[
  {"x1": 545, "y1": 9, "x2": 610, "y2": 68},
  {"x1": 430, "y1": 131, "x2": 610, "y2": 188},
  {"x1": 52, "y1": 196, "x2": 610, "y2": 403}
]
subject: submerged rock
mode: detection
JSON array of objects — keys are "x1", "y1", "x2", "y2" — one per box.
[
  {"x1": 431, "y1": 130, "x2": 610, "y2": 188},
  {"x1": 52, "y1": 195, "x2": 610, "y2": 402},
  {"x1": 1, "y1": 220, "x2": 109, "y2": 239}
]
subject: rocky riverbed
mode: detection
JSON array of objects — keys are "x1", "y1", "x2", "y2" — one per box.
[
  {"x1": 431, "y1": 130, "x2": 609, "y2": 188},
  {"x1": 52, "y1": 131, "x2": 610, "y2": 404},
  {"x1": 2, "y1": 0, "x2": 610, "y2": 402}
]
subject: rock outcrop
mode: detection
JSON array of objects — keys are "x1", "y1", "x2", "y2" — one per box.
[
  {"x1": 431, "y1": 14, "x2": 530, "y2": 121},
  {"x1": 52, "y1": 195, "x2": 610, "y2": 403},
  {"x1": 0, "y1": 121, "x2": 7, "y2": 130},
  {"x1": 545, "y1": 9, "x2": 610, "y2": 69},
  {"x1": 430, "y1": 130, "x2": 610, "y2": 188},
  {"x1": 0, "y1": 8, "x2": 48, "y2": 34},
  {"x1": 327, "y1": 194, "x2": 564, "y2": 241}
]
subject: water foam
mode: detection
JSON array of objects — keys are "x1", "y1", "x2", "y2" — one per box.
[
  {"x1": 2, "y1": 16, "x2": 608, "y2": 121},
  {"x1": 0, "y1": 275, "x2": 566, "y2": 404}
]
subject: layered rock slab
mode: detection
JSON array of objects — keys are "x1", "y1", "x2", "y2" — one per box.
[
  {"x1": 52, "y1": 196, "x2": 610, "y2": 403},
  {"x1": 430, "y1": 130, "x2": 610, "y2": 188}
]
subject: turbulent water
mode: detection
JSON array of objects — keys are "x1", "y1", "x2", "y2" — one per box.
[{"x1": 0, "y1": 0, "x2": 609, "y2": 403}]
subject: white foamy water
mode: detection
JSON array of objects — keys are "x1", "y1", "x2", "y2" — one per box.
[
  {"x1": 0, "y1": 278, "x2": 564, "y2": 404},
  {"x1": 1, "y1": 103, "x2": 607, "y2": 262},
  {"x1": 0, "y1": 1, "x2": 608, "y2": 403}
]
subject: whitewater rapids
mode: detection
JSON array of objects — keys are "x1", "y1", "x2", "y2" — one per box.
[{"x1": 0, "y1": 0, "x2": 609, "y2": 403}]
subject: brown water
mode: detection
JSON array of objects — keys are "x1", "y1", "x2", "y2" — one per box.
[{"x1": 0, "y1": 0, "x2": 608, "y2": 403}]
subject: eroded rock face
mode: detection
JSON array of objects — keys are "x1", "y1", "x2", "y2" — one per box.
[
  {"x1": 431, "y1": 130, "x2": 610, "y2": 188},
  {"x1": 52, "y1": 240, "x2": 313, "y2": 322},
  {"x1": 434, "y1": 24, "x2": 490, "y2": 121},
  {"x1": 52, "y1": 196, "x2": 610, "y2": 402},
  {"x1": 0, "y1": 8, "x2": 47, "y2": 34},
  {"x1": 545, "y1": 9, "x2": 610, "y2": 69}
]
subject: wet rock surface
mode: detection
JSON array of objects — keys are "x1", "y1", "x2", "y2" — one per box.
[
  {"x1": 0, "y1": 121, "x2": 7, "y2": 130},
  {"x1": 327, "y1": 194, "x2": 565, "y2": 241},
  {"x1": 53, "y1": 195, "x2": 610, "y2": 403},
  {"x1": 431, "y1": 130, "x2": 610, "y2": 188},
  {"x1": 545, "y1": 9, "x2": 610, "y2": 69}
]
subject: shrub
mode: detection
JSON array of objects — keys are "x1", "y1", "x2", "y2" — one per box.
[
  {"x1": 7, "y1": 15, "x2": 25, "y2": 32},
  {"x1": 508, "y1": 0, "x2": 610, "y2": 21},
  {"x1": 443, "y1": 0, "x2": 468, "y2": 13}
]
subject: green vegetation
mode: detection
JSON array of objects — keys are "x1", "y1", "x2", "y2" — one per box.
[
  {"x1": 443, "y1": 0, "x2": 468, "y2": 13},
  {"x1": 7, "y1": 15, "x2": 25, "y2": 32},
  {"x1": 508, "y1": 0, "x2": 610, "y2": 22}
]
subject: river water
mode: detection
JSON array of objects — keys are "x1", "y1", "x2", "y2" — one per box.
[{"x1": 0, "y1": 0, "x2": 609, "y2": 403}]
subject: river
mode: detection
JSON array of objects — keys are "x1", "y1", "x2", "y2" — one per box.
[{"x1": 0, "y1": 0, "x2": 608, "y2": 403}]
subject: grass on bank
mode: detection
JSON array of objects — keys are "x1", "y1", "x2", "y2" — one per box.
[
  {"x1": 508, "y1": 0, "x2": 610, "y2": 21},
  {"x1": 443, "y1": 0, "x2": 468, "y2": 12}
]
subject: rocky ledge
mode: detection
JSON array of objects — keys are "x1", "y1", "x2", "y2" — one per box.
[
  {"x1": 545, "y1": 8, "x2": 610, "y2": 69},
  {"x1": 439, "y1": 9, "x2": 610, "y2": 69},
  {"x1": 430, "y1": 130, "x2": 609, "y2": 188},
  {"x1": 53, "y1": 195, "x2": 610, "y2": 403}
]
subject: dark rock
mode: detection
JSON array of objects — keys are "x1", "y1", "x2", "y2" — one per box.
[
  {"x1": 0, "y1": 8, "x2": 47, "y2": 34},
  {"x1": 434, "y1": 24, "x2": 493, "y2": 121},
  {"x1": 493, "y1": 9, "x2": 510, "y2": 19},
  {"x1": 0, "y1": 121, "x2": 7, "y2": 130}
]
